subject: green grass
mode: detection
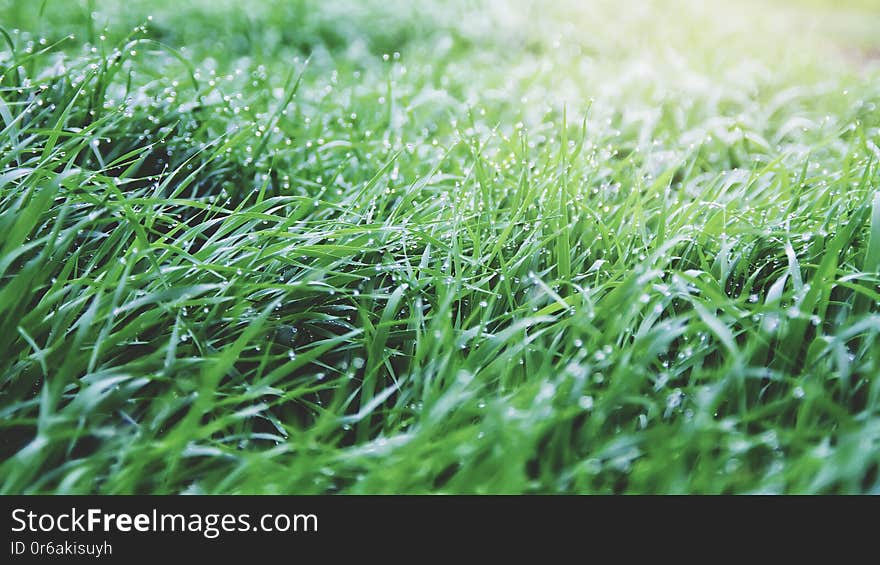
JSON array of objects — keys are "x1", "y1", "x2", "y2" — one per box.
[{"x1": 1, "y1": 0, "x2": 879, "y2": 494}]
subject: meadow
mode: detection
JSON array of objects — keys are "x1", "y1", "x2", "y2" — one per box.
[{"x1": 1, "y1": 0, "x2": 879, "y2": 493}]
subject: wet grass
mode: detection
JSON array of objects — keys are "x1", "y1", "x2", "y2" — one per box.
[{"x1": 1, "y1": 0, "x2": 879, "y2": 493}]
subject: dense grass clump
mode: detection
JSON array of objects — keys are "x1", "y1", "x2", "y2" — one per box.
[{"x1": 1, "y1": 0, "x2": 879, "y2": 493}]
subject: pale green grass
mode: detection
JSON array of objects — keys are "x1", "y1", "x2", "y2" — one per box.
[{"x1": 1, "y1": 0, "x2": 879, "y2": 493}]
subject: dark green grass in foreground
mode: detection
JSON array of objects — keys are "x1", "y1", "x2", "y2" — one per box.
[{"x1": 1, "y1": 0, "x2": 880, "y2": 493}]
